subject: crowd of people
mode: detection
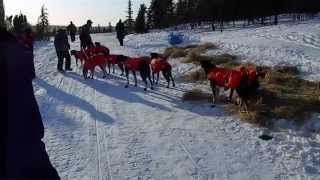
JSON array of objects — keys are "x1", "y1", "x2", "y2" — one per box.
[{"x1": 54, "y1": 19, "x2": 126, "y2": 72}]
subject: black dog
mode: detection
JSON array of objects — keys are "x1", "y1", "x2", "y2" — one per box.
[
  {"x1": 105, "y1": 54, "x2": 125, "y2": 76},
  {"x1": 117, "y1": 55, "x2": 154, "y2": 91}
]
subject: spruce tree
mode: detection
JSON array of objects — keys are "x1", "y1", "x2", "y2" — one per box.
[
  {"x1": 36, "y1": 5, "x2": 50, "y2": 40},
  {"x1": 12, "y1": 13, "x2": 28, "y2": 32},
  {"x1": 134, "y1": 4, "x2": 147, "y2": 33},
  {"x1": 126, "y1": 0, "x2": 134, "y2": 31},
  {"x1": 146, "y1": 6, "x2": 153, "y2": 30}
]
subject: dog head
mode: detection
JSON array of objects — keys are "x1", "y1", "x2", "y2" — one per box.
[
  {"x1": 117, "y1": 55, "x2": 130, "y2": 63},
  {"x1": 70, "y1": 50, "x2": 77, "y2": 56},
  {"x1": 200, "y1": 60, "x2": 216, "y2": 74},
  {"x1": 150, "y1": 53, "x2": 159, "y2": 59}
]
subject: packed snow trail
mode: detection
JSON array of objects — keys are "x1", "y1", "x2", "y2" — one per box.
[{"x1": 32, "y1": 31, "x2": 320, "y2": 180}]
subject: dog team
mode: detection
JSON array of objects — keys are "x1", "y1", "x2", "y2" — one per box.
[
  {"x1": 70, "y1": 42, "x2": 175, "y2": 92},
  {"x1": 70, "y1": 41, "x2": 260, "y2": 112}
]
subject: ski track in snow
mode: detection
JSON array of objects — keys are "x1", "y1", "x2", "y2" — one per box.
[{"x1": 32, "y1": 20, "x2": 320, "y2": 180}]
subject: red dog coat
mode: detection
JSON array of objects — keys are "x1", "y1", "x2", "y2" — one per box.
[
  {"x1": 83, "y1": 55, "x2": 107, "y2": 70},
  {"x1": 150, "y1": 58, "x2": 171, "y2": 73},
  {"x1": 236, "y1": 66, "x2": 258, "y2": 86},
  {"x1": 207, "y1": 67, "x2": 242, "y2": 89},
  {"x1": 124, "y1": 58, "x2": 141, "y2": 71},
  {"x1": 106, "y1": 54, "x2": 118, "y2": 64},
  {"x1": 74, "y1": 51, "x2": 86, "y2": 60}
]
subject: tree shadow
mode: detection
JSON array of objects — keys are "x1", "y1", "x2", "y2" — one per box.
[{"x1": 35, "y1": 79, "x2": 115, "y2": 125}]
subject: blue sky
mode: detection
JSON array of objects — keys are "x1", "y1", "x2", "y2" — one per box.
[{"x1": 4, "y1": 0, "x2": 150, "y2": 26}]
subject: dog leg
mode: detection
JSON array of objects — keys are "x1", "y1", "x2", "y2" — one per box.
[
  {"x1": 101, "y1": 65, "x2": 107, "y2": 78},
  {"x1": 133, "y1": 71, "x2": 138, "y2": 87},
  {"x1": 169, "y1": 70, "x2": 175, "y2": 87},
  {"x1": 149, "y1": 75, "x2": 154, "y2": 90},
  {"x1": 107, "y1": 63, "x2": 111, "y2": 74},
  {"x1": 228, "y1": 89, "x2": 234, "y2": 103},
  {"x1": 90, "y1": 69, "x2": 94, "y2": 79},
  {"x1": 119, "y1": 64, "x2": 125, "y2": 76},
  {"x1": 125, "y1": 68, "x2": 130, "y2": 88},
  {"x1": 156, "y1": 73, "x2": 160, "y2": 85},
  {"x1": 143, "y1": 78, "x2": 148, "y2": 91},
  {"x1": 164, "y1": 72, "x2": 170, "y2": 88},
  {"x1": 210, "y1": 81, "x2": 217, "y2": 108},
  {"x1": 152, "y1": 73, "x2": 155, "y2": 85}
]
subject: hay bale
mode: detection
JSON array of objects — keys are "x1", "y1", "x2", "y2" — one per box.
[
  {"x1": 183, "y1": 53, "x2": 237, "y2": 65},
  {"x1": 274, "y1": 65, "x2": 299, "y2": 75},
  {"x1": 163, "y1": 47, "x2": 187, "y2": 58},
  {"x1": 163, "y1": 43, "x2": 217, "y2": 59},
  {"x1": 184, "y1": 69, "x2": 207, "y2": 82}
]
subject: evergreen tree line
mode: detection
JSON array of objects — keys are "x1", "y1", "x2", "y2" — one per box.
[{"x1": 132, "y1": 0, "x2": 320, "y2": 33}]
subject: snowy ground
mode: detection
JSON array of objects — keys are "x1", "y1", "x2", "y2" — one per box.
[{"x1": 33, "y1": 19, "x2": 320, "y2": 180}]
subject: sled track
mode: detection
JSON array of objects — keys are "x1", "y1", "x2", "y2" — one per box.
[
  {"x1": 178, "y1": 138, "x2": 202, "y2": 179},
  {"x1": 93, "y1": 88, "x2": 102, "y2": 180}
]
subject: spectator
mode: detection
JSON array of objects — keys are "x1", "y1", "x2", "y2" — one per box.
[
  {"x1": 79, "y1": 19, "x2": 93, "y2": 49},
  {"x1": 0, "y1": 24, "x2": 60, "y2": 179},
  {"x1": 115, "y1": 19, "x2": 125, "y2": 46},
  {"x1": 54, "y1": 29, "x2": 72, "y2": 71},
  {"x1": 67, "y1": 21, "x2": 77, "y2": 42}
]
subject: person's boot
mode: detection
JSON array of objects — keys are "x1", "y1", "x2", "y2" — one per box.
[{"x1": 65, "y1": 68, "x2": 73, "y2": 71}]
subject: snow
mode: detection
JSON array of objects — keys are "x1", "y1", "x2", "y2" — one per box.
[{"x1": 32, "y1": 19, "x2": 320, "y2": 180}]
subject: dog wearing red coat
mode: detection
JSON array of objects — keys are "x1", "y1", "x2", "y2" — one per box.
[
  {"x1": 105, "y1": 54, "x2": 125, "y2": 75},
  {"x1": 117, "y1": 55, "x2": 154, "y2": 91},
  {"x1": 70, "y1": 50, "x2": 86, "y2": 67},
  {"x1": 150, "y1": 53, "x2": 175, "y2": 88},
  {"x1": 200, "y1": 60, "x2": 260, "y2": 111},
  {"x1": 83, "y1": 54, "x2": 108, "y2": 79}
]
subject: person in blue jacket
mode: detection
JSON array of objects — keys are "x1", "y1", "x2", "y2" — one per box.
[{"x1": 0, "y1": 24, "x2": 60, "y2": 179}]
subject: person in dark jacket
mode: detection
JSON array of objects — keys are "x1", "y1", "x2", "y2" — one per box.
[
  {"x1": 0, "y1": 24, "x2": 60, "y2": 179},
  {"x1": 115, "y1": 19, "x2": 125, "y2": 46},
  {"x1": 67, "y1": 21, "x2": 77, "y2": 42},
  {"x1": 79, "y1": 19, "x2": 93, "y2": 49},
  {"x1": 54, "y1": 29, "x2": 72, "y2": 71}
]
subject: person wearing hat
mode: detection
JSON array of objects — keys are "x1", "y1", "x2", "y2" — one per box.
[
  {"x1": 79, "y1": 19, "x2": 93, "y2": 49},
  {"x1": 115, "y1": 19, "x2": 125, "y2": 46},
  {"x1": 54, "y1": 29, "x2": 72, "y2": 71},
  {"x1": 67, "y1": 21, "x2": 77, "y2": 42},
  {"x1": 0, "y1": 24, "x2": 60, "y2": 179}
]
